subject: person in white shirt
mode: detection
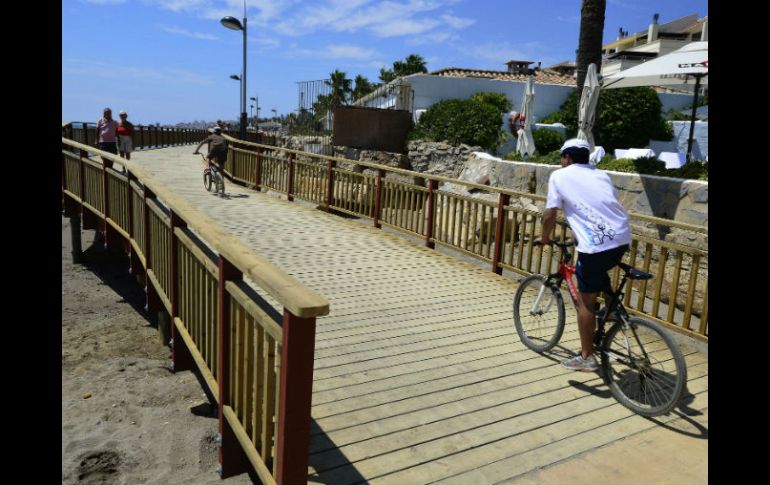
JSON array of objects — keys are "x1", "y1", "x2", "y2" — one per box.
[{"x1": 538, "y1": 138, "x2": 631, "y2": 372}]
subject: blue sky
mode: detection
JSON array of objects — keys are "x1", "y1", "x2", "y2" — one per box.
[{"x1": 62, "y1": 0, "x2": 707, "y2": 125}]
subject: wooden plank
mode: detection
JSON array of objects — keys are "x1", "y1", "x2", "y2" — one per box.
[
  {"x1": 173, "y1": 316, "x2": 219, "y2": 400},
  {"x1": 225, "y1": 281, "x2": 283, "y2": 343},
  {"x1": 222, "y1": 405, "x2": 277, "y2": 485}
]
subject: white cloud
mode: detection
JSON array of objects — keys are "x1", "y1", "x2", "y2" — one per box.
[
  {"x1": 370, "y1": 18, "x2": 440, "y2": 37},
  {"x1": 454, "y1": 41, "x2": 550, "y2": 69},
  {"x1": 81, "y1": 0, "x2": 127, "y2": 4},
  {"x1": 325, "y1": 45, "x2": 377, "y2": 59},
  {"x1": 274, "y1": 0, "x2": 468, "y2": 37},
  {"x1": 249, "y1": 35, "x2": 280, "y2": 48},
  {"x1": 63, "y1": 58, "x2": 214, "y2": 86},
  {"x1": 160, "y1": 25, "x2": 219, "y2": 40},
  {"x1": 147, "y1": 0, "x2": 297, "y2": 24},
  {"x1": 286, "y1": 44, "x2": 378, "y2": 60},
  {"x1": 440, "y1": 14, "x2": 474, "y2": 29},
  {"x1": 408, "y1": 31, "x2": 458, "y2": 45}
]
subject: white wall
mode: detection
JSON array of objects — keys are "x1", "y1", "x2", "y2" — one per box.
[{"x1": 406, "y1": 75, "x2": 573, "y2": 123}]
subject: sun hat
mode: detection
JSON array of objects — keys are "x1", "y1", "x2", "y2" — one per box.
[{"x1": 560, "y1": 138, "x2": 591, "y2": 163}]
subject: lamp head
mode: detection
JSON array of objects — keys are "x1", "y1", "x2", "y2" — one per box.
[{"x1": 220, "y1": 16, "x2": 244, "y2": 31}]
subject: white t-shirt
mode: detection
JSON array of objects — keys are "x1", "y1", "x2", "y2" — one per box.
[{"x1": 545, "y1": 163, "x2": 631, "y2": 254}]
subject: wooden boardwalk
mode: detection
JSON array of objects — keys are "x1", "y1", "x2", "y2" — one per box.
[{"x1": 131, "y1": 146, "x2": 708, "y2": 484}]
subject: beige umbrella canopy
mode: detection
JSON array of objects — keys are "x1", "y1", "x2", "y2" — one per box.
[
  {"x1": 602, "y1": 41, "x2": 708, "y2": 161},
  {"x1": 576, "y1": 63, "x2": 600, "y2": 150},
  {"x1": 516, "y1": 75, "x2": 536, "y2": 159}
]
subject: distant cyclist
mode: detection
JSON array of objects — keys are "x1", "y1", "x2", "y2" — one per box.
[{"x1": 193, "y1": 126, "x2": 228, "y2": 170}]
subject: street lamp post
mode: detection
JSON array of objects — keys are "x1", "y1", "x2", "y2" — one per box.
[
  {"x1": 221, "y1": 1, "x2": 247, "y2": 140},
  {"x1": 250, "y1": 96, "x2": 258, "y2": 124}
]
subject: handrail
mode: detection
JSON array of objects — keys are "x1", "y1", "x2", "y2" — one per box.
[
  {"x1": 223, "y1": 135, "x2": 708, "y2": 236},
  {"x1": 62, "y1": 137, "x2": 329, "y2": 318}
]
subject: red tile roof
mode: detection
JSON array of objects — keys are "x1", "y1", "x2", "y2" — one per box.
[{"x1": 430, "y1": 68, "x2": 576, "y2": 86}]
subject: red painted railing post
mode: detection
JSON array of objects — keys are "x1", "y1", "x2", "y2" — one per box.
[
  {"x1": 492, "y1": 193, "x2": 510, "y2": 275},
  {"x1": 287, "y1": 152, "x2": 295, "y2": 202},
  {"x1": 325, "y1": 160, "x2": 336, "y2": 211},
  {"x1": 170, "y1": 210, "x2": 194, "y2": 370},
  {"x1": 217, "y1": 257, "x2": 250, "y2": 478},
  {"x1": 275, "y1": 311, "x2": 317, "y2": 485},
  {"x1": 425, "y1": 179, "x2": 438, "y2": 249},
  {"x1": 373, "y1": 169, "x2": 385, "y2": 229}
]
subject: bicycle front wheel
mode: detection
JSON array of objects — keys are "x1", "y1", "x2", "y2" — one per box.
[
  {"x1": 602, "y1": 317, "x2": 687, "y2": 417},
  {"x1": 203, "y1": 171, "x2": 213, "y2": 192},
  {"x1": 513, "y1": 274, "x2": 565, "y2": 352}
]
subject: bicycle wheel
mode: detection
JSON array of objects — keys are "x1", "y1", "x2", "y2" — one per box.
[
  {"x1": 513, "y1": 274, "x2": 565, "y2": 352},
  {"x1": 203, "y1": 171, "x2": 213, "y2": 192},
  {"x1": 601, "y1": 317, "x2": 687, "y2": 417},
  {"x1": 216, "y1": 171, "x2": 225, "y2": 195}
]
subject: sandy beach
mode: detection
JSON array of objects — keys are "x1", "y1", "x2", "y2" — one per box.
[{"x1": 61, "y1": 216, "x2": 255, "y2": 485}]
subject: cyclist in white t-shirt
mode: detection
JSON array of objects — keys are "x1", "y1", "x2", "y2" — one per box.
[{"x1": 538, "y1": 138, "x2": 631, "y2": 372}]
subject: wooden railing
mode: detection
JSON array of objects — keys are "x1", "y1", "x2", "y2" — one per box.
[
  {"x1": 61, "y1": 137, "x2": 329, "y2": 485},
  {"x1": 220, "y1": 136, "x2": 708, "y2": 342},
  {"x1": 62, "y1": 121, "x2": 208, "y2": 151}
]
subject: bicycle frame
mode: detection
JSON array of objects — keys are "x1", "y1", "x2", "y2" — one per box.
[{"x1": 540, "y1": 244, "x2": 633, "y2": 342}]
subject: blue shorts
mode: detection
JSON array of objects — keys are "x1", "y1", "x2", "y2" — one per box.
[{"x1": 575, "y1": 245, "x2": 629, "y2": 293}]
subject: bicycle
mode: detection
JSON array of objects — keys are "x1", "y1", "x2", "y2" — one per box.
[
  {"x1": 197, "y1": 152, "x2": 226, "y2": 196},
  {"x1": 512, "y1": 240, "x2": 687, "y2": 417}
]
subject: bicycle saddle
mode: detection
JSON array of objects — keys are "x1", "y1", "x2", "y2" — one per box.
[{"x1": 617, "y1": 262, "x2": 653, "y2": 280}]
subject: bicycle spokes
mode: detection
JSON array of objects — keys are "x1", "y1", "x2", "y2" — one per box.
[{"x1": 602, "y1": 318, "x2": 686, "y2": 416}]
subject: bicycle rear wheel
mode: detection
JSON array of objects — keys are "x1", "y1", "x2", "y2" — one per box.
[
  {"x1": 216, "y1": 171, "x2": 225, "y2": 195},
  {"x1": 203, "y1": 170, "x2": 213, "y2": 192},
  {"x1": 513, "y1": 274, "x2": 565, "y2": 352},
  {"x1": 602, "y1": 317, "x2": 687, "y2": 417}
]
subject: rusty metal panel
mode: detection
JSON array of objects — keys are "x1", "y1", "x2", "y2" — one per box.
[{"x1": 332, "y1": 106, "x2": 412, "y2": 153}]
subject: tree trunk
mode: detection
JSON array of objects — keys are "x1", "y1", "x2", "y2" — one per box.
[{"x1": 576, "y1": 0, "x2": 606, "y2": 144}]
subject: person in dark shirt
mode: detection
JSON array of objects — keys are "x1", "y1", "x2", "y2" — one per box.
[{"x1": 193, "y1": 126, "x2": 228, "y2": 170}]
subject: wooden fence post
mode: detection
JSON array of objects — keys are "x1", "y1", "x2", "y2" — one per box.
[
  {"x1": 275, "y1": 311, "x2": 317, "y2": 485},
  {"x1": 491, "y1": 193, "x2": 510, "y2": 275},
  {"x1": 325, "y1": 160, "x2": 336, "y2": 211},
  {"x1": 217, "y1": 257, "x2": 250, "y2": 478},
  {"x1": 255, "y1": 147, "x2": 262, "y2": 190},
  {"x1": 373, "y1": 169, "x2": 385, "y2": 229},
  {"x1": 169, "y1": 210, "x2": 194, "y2": 367},
  {"x1": 425, "y1": 179, "x2": 438, "y2": 249},
  {"x1": 287, "y1": 153, "x2": 295, "y2": 202}
]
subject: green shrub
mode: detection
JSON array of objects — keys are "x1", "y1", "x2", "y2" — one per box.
[
  {"x1": 410, "y1": 96, "x2": 506, "y2": 149},
  {"x1": 532, "y1": 129, "x2": 564, "y2": 154},
  {"x1": 470, "y1": 92, "x2": 512, "y2": 113},
  {"x1": 538, "y1": 111, "x2": 565, "y2": 124},
  {"x1": 664, "y1": 160, "x2": 708, "y2": 180},
  {"x1": 554, "y1": 87, "x2": 673, "y2": 151},
  {"x1": 665, "y1": 108, "x2": 692, "y2": 121},
  {"x1": 597, "y1": 156, "x2": 665, "y2": 175},
  {"x1": 504, "y1": 149, "x2": 561, "y2": 165}
]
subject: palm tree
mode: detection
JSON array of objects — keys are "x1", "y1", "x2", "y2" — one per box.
[
  {"x1": 379, "y1": 54, "x2": 428, "y2": 83},
  {"x1": 325, "y1": 69, "x2": 352, "y2": 108},
  {"x1": 575, "y1": 0, "x2": 606, "y2": 143},
  {"x1": 352, "y1": 75, "x2": 375, "y2": 102},
  {"x1": 575, "y1": 0, "x2": 605, "y2": 91},
  {"x1": 394, "y1": 54, "x2": 428, "y2": 77}
]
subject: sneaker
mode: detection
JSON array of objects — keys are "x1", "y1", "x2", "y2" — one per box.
[{"x1": 561, "y1": 354, "x2": 598, "y2": 372}]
